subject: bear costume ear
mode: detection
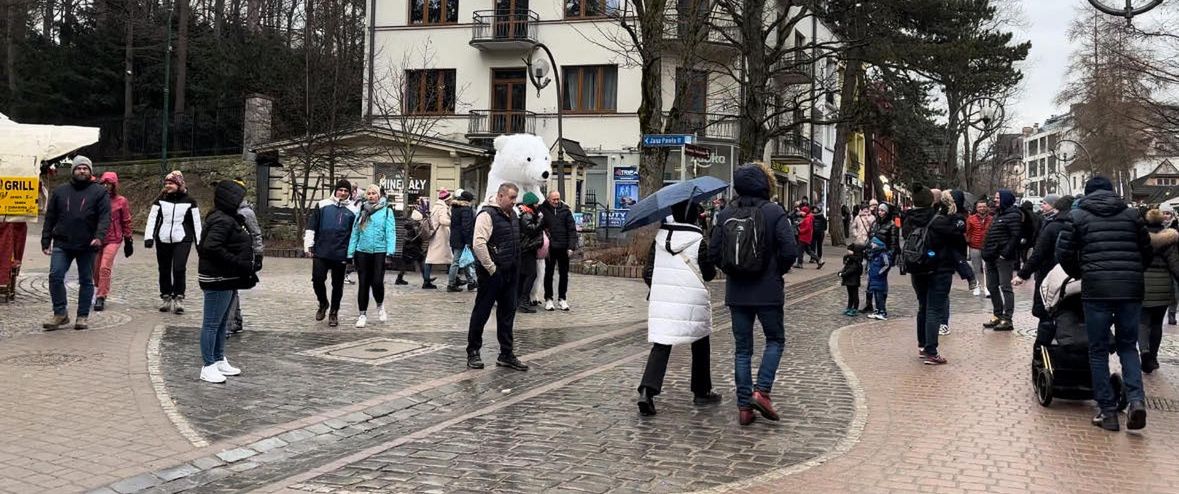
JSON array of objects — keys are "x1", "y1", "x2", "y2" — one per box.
[{"x1": 494, "y1": 135, "x2": 510, "y2": 153}]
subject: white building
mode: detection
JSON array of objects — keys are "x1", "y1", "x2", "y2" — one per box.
[
  {"x1": 1022, "y1": 114, "x2": 1087, "y2": 197},
  {"x1": 363, "y1": 1, "x2": 840, "y2": 224}
]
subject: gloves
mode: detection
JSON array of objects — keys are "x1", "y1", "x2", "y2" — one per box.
[
  {"x1": 145, "y1": 239, "x2": 154, "y2": 249},
  {"x1": 253, "y1": 255, "x2": 263, "y2": 272},
  {"x1": 124, "y1": 238, "x2": 134, "y2": 258}
]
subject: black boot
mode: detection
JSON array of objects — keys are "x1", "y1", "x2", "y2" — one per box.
[
  {"x1": 94, "y1": 297, "x2": 105, "y2": 312},
  {"x1": 394, "y1": 274, "x2": 408, "y2": 285},
  {"x1": 637, "y1": 388, "x2": 656, "y2": 416}
]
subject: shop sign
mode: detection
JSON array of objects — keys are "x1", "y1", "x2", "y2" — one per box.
[{"x1": 0, "y1": 177, "x2": 38, "y2": 216}]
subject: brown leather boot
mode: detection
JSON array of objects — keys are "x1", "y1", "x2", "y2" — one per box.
[{"x1": 752, "y1": 390, "x2": 780, "y2": 421}]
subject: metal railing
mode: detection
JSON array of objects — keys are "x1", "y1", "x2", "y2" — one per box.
[
  {"x1": 467, "y1": 109, "x2": 536, "y2": 137},
  {"x1": 773, "y1": 55, "x2": 814, "y2": 86},
  {"x1": 774, "y1": 134, "x2": 814, "y2": 159},
  {"x1": 72, "y1": 106, "x2": 244, "y2": 162},
  {"x1": 471, "y1": 10, "x2": 539, "y2": 44},
  {"x1": 664, "y1": 112, "x2": 738, "y2": 141},
  {"x1": 663, "y1": 12, "x2": 740, "y2": 46}
]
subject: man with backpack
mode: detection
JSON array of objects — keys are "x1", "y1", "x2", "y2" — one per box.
[
  {"x1": 710, "y1": 163, "x2": 798, "y2": 426},
  {"x1": 901, "y1": 184, "x2": 965, "y2": 365},
  {"x1": 980, "y1": 190, "x2": 1022, "y2": 331}
]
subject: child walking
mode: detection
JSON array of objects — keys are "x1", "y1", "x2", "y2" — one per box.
[
  {"x1": 839, "y1": 245, "x2": 864, "y2": 316},
  {"x1": 866, "y1": 237, "x2": 891, "y2": 320}
]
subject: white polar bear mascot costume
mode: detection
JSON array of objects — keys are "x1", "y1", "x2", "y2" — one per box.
[{"x1": 484, "y1": 134, "x2": 552, "y2": 304}]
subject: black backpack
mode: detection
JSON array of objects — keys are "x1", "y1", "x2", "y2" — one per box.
[
  {"x1": 901, "y1": 213, "x2": 941, "y2": 275},
  {"x1": 719, "y1": 204, "x2": 767, "y2": 276}
]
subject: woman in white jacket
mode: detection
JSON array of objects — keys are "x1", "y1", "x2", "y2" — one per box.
[{"x1": 636, "y1": 200, "x2": 720, "y2": 416}]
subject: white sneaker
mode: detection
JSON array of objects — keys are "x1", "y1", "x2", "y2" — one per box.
[
  {"x1": 972, "y1": 287, "x2": 981, "y2": 296},
  {"x1": 938, "y1": 324, "x2": 951, "y2": 336},
  {"x1": 544, "y1": 299, "x2": 555, "y2": 311},
  {"x1": 558, "y1": 299, "x2": 570, "y2": 311},
  {"x1": 355, "y1": 314, "x2": 367, "y2": 328},
  {"x1": 985, "y1": 288, "x2": 991, "y2": 297},
  {"x1": 378, "y1": 306, "x2": 388, "y2": 322},
  {"x1": 200, "y1": 364, "x2": 226, "y2": 384},
  {"x1": 216, "y1": 359, "x2": 241, "y2": 376}
]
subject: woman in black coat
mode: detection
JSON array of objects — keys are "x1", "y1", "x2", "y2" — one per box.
[{"x1": 197, "y1": 181, "x2": 258, "y2": 384}]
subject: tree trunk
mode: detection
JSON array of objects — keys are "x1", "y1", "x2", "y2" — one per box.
[
  {"x1": 245, "y1": 0, "x2": 259, "y2": 33},
  {"x1": 214, "y1": 0, "x2": 224, "y2": 35},
  {"x1": 122, "y1": 3, "x2": 134, "y2": 157},
  {"x1": 43, "y1": 0, "x2": 53, "y2": 39},
  {"x1": 173, "y1": 0, "x2": 188, "y2": 114},
  {"x1": 5, "y1": 0, "x2": 17, "y2": 100},
  {"x1": 944, "y1": 92, "x2": 961, "y2": 188},
  {"x1": 825, "y1": 58, "x2": 862, "y2": 248}
]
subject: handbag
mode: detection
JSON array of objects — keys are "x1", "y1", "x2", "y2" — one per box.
[
  {"x1": 459, "y1": 245, "x2": 476, "y2": 268},
  {"x1": 537, "y1": 232, "x2": 550, "y2": 260}
]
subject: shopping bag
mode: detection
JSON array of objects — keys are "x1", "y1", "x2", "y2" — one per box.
[{"x1": 459, "y1": 246, "x2": 476, "y2": 268}]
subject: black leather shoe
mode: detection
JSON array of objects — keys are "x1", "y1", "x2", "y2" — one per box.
[
  {"x1": 422, "y1": 283, "x2": 438, "y2": 290},
  {"x1": 1142, "y1": 353, "x2": 1160, "y2": 374},
  {"x1": 693, "y1": 392, "x2": 723, "y2": 406},
  {"x1": 496, "y1": 355, "x2": 529, "y2": 371},
  {"x1": 328, "y1": 312, "x2": 339, "y2": 327},
  {"x1": 315, "y1": 305, "x2": 327, "y2": 321},
  {"x1": 637, "y1": 389, "x2": 656, "y2": 416},
  {"x1": 517, "y1": 303, "x2": 536, "y2": 313},
  {"x1": 394, "y1": 277, "x2": 408, "y2": 285},
  {"x1": 1127, "y1": 401, "x2": 1147, "y2": 430},
  {"x1": 94, "y1": 297, "x2": 105, "y2": 312},
  {"x1": 467, "y1": 354, "x2": 485, "y2": 369},
  {"x1": 1092, "y1": 411, "x2": 1120, "y2": 431},
  {"x1": 446, "y1": 285, "x2": 463, "y2": 293},
  {"x1": 468, "y1": 282, "x2": 479, "y2": 291},
  {"x1": 992, "y1": 319, "x2": 1014, "y2": 331}
]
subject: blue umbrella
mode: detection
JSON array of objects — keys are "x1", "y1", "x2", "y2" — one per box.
[{"x1": 621, "y1": 176, "x2": 729, "y2": 232}]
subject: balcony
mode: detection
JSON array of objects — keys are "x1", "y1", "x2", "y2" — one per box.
[
  {"x1": 663, "y1": 12, "x2": 740, "y2": 59},
  {"x1": 664, "y1": 112, "x2": 738, "y2": 142},
  {"x1": 470, "y1": 10, "x2": 538, "y2": 52},
  {"x1": 467, "y1": 110, "x2": 536, "y2": 140},
  {"x1": 772, "y1": 134, "x2": 814, "y2": 162},
  {"x1": 773, "y1": 56, "x2": 814, "y2": 87}
]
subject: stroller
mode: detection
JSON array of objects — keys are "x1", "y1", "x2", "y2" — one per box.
[{"x1": 1031, "y1": 266, "x2": 1129, "y2": 410}]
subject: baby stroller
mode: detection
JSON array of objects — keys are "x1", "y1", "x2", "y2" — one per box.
[{"x1": 1031, "y1": 266, "x2": 1128, "y2": 410}]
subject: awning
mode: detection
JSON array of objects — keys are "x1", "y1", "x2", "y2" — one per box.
[{"x1": 557, "y1": 138, "x2": 595, "y2": 167}]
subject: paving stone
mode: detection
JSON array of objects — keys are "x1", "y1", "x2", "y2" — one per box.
[
  {"x1": 109, "y1": 473, "x2": 161, "y2": 493},
  {"x1": 277, "y1": 429, "x2": 316, "y2": 443},
  {"x1": 246, "y1": 437, "x2": 288, "y2": 453},
  {"x1": 189, "y1": 456, "x2": 225, "y2": 471},
  {"x1": 153, "y1": 464, "x2": 200, "y2": 482},
  {"x1": 215, "y1": 448, "x2": 258, "y2": 463}
]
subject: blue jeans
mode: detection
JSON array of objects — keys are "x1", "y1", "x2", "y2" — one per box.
[
  {"x1": 448, "y1": 246, "x2": 476, "y2": 287},
  {"x1": 911, "y1": 271, "x2": 951, "y2": 356},
  {"x1": 869, "y1": 290, "x2": 888, "y2": 314},
  {"x1": 48, "y1": 247, "x2": 97, "y2": 317},
  {"x1": 730, "y1": 305, "x2": 785, "y2": 408},
  {"x1": 1083, "y1": 300, "x2": 1145, "y2": 412},
  {"x1": 201, "y1": 290, "x2": 237, "y2": 366}
]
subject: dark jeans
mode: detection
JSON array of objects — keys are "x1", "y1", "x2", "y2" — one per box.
[
  {"x1": 845, "y1": 286, "x2": 859, "y2": 310},
  {"x1": 814, "y1": 232, "x2": 825, "y2": 258},
  {"x1": 312, "y1": 257, "x2": 347, "y2": 313},
  {"x1": 200, "y1": 290, "x2": 236, "y2": 366},
  {"x1": 449, "y1": 246, "x2": 476, "y2": 287},
  {"x1": 985, "y1": 258, "x2": 1016, "y2": 319},
  {"x1": 1140, "y1": 305, "x2": 1169, "y2": 357},
  {"x1": 912, "y1": 271, "x2": 951, "y2": 356},
  {"x1": 1083, "y1": 300, "x2": 1145, "y2": 412},
  {"x1": 730, "y1": 305, "x2": 785, "y2": 408},
  {"x1": 797, "y1": 243, "x2": 821, "y2": 266},
  {"x1": 467, "y1": 265, "x2": 519, "y2": 358},
  {"x1": 518, "y1": 252, "x2": 538, "y2": 304},
  {"x1": 354, "y1": 252, "x2": 387, "y2": 312},
  {"x1": 156, "y1": 241, "x2": 192, "y2": 298},
  {"x1": 638, "y1": 337, "x2": 712, "y2": 396},
  {"x1": 869, "y1": 289, "x2": 888, "y2": 314},
  {"x1": 544, "y1": 248, "x2": 571, "y2": 300},
  {"x1": 48, "y1": 247, "x2": 97, "y2": 317}
]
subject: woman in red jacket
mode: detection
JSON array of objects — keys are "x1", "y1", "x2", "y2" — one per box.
[
  {"x1": 92, "y1": 172, "x2": 133, "y2": 312},
  {"x1": 794, "y1": 206, "x2": 825, "y2": 269}
]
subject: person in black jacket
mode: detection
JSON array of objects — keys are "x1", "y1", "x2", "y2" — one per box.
[
  {"x1": 1014, "y1": 195, "x2": 1074, "y2": 338},
  {"x1": 447, "y1": 190, "x2": 477, "y2": 292},
  {"x1": 41, "y1": 157, "x2": 111, "y2": 331},
  {"x1": 901, "y1": 184, "x2": 965, "y2": 365},
  {"x1": 466, "y1": 183, "x2": 528, "y2": 372},
  {"x1": 540, "y1": 191, "x2": 578, "y2": 311},
  {"x1": 981, "y1": 189, "x2": 1022, "y2": 331},
  {"x1": 517, "y1": 192, "x2": 545, "y2": 313},
  {"x1": 1056, "y1": 176, "x2": 1151, "y2": 432},
  {"x1": 812, "y1": 207, "x2": 829, "y2": 259},
  {"x1": 839, "y1": 245, "x2": 865, "y2": 316},
  {"x1": 196, "y1": 181, "x2": 258, "y2": 384}
]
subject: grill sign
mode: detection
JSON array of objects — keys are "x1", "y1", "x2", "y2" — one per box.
[{"x1": 0, "y1": 177, "x2": 39, "y2": 217}]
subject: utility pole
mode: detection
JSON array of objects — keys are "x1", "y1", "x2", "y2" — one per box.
[{"x1": 161, "y1": 0, "x2": 175, "y2": 175}]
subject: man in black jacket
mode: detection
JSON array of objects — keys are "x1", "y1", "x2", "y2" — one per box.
[
  {"x1": 1056, "y1": 176, "x2": 1151, "y2": 432},
  {"x1": 41, "y1": 157, "x2": 111, "y2": 331},
  {"x1": 902, "y1": 184, "x2": 964, "y2": 365},
  {"x1": 540, "y1": 191, "x2": 578, "y2": 311},
  {"x1": 1014, "y1": 195, "x2": 1073, "y2": 339},
  {"x1": 812, "y1": 207, "x2": 828, "y2": 259},
  {"x1": 466, "y1": 183, "x2": 528, "y2": 372},
  {"x1": 981, "y1": 189, "x2": 1022, "y2": 331}
]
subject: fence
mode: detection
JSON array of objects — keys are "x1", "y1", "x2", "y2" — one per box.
[{"x1": 73, "y1": 106, "x2": 245, "y2": 162}]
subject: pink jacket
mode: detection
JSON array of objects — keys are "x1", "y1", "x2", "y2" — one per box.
[{"x1": 100, "y1": 172, "x2": 133, "y2": 245}]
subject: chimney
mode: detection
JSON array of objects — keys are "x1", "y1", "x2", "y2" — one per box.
[{"x1": 1022, "y1": 126, "x2": 1033, "y2": 136}]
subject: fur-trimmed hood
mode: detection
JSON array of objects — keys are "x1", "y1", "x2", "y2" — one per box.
[{"x1": 1150, "y1": 226, "x2": 1179, "y2": 250}]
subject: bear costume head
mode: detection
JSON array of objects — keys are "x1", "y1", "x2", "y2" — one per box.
[{"x1": 484, "y1": 134, "x2": 551, "y2": 205}]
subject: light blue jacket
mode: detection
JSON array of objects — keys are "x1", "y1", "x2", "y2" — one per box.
[{"x1": 347, "y1": 198, "x2": 397, "y2": 257}]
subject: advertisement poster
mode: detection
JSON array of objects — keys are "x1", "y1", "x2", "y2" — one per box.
[
  {"x1": 613, "y1": 167, "x2": 640, "y2": 210},
  {"x1": 573, "y1": 212, "x2": 596, "y2": 232},
  {"x1": 0, "y1": 177, "x2": 39, "y2": 217},
  {"x1": 375, "y1": 164, "x2": 430, "y2": 211},
  {"x1": 598, "y1": 210, "x2": 627, "y2": 229}
]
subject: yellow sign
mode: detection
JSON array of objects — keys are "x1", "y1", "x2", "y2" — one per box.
[
  {"x1": 770, "y1": 162, "x2": 791, "y2": 175},
  {"x1": 0, "y1": 177, "x2": 39, "y2": 217}
]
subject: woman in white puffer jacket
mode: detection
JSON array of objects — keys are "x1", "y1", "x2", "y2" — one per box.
[{"x1": 636, "y1": 200, "x2": 720, "y2": 416}]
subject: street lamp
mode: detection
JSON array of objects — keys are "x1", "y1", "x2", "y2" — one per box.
[
  {"x1": 523, "y1": 43, "x2": 566, "y2": 200},
  {"x1": 1050, "y1": 138, "x2": 1093, "y2": 170},
  {"x1": 1088, "y1": 0, "x2": 1164, "y2": 23},
  {"x1": 964, "y1": 96, "x2": 1004, "y2": 133}
]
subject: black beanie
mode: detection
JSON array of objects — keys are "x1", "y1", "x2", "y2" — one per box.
[
  {"x1": 335, "y1": 179, "x2": 352, "y2": 193},
  {"x1": 1084, "y1": 176, "x2": 1113, "y2": 195},
  {"x1": 912, "y1": 183, "x2": 934, "y2": 208},
  {"x1": 1053, "y1": 195, "x2": 1075, "y2": 212}
]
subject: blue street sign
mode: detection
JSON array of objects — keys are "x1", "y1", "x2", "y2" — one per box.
[{"x1": 641, "y1": 134, "x2": 694, "y2": 147}]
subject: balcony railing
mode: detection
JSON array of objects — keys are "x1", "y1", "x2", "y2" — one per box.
[
  {"x1": 470, "y1": 10, "x2": 539, "y2": 51},
  {"x1": 467, "y1": 110, "x2": 536, "y2": 139},
  {"x1": 773, "y1": 56, "x2": 814, "y2": 86},
  {"x1": 773, "y1": 134, "x2": 815, "y2": 160},
  {"x1": 663, "y1": 13, "x2": 740, "y2": 48},
  {"x1": 664, "y1": 112, "x2": 737, "y2": 142}
]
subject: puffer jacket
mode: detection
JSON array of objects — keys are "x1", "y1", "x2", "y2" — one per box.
[
  {"x1": 1143, "y1": 225, "x2": 1179, "y2": 307},
  {"x1": 198, "y1": 181, "x2": 257, "y2": 291},
  {"x1": 901, "y1": 206, "x2": 965, "y2": 274},
  {"x1": 1018, "y1": 211, "x2": 1068, "y2": 283},
  {"x1": 303, "y1": 196, "x2": 358, "y2": 261},
  {"x1": 449, "y1": 199, "x2": 475, "y2": 249},
  {"x1": 870, "y1": 210, "x2": 899, "y2": 261},
  {"x1": 709, "y1": 165, "x2": 798, "y2": 307},
  {"x1": 41, "y1": 178, "x2": 111, "y2": 251},
  {"x1": 348, "y1": 198, "x2": 397, "y2": 257},
  {"x1": 965, "y1": 213, "x2": 991, "y2": 250},
  {"x1": 644, "y1": 221, "x2": 717, "y2": 346},
  {"x1": 848, "y1": 210, "x2": 875, "y2": 247},
  {"x1": 540, "y1": 200, "x2": 579, "y2": 250},
  {"x1": 518, "y1": 205, "x2": 544, "y2": 255},
  {"x1": 797, "y1": 213, "x2": 814, "y2": 245},
  {"x1": 146, "y1": 191, "x2": 202, "y2": 244},
  {"x1": 981, "y1": 203, "x2": 1022, "y2": 261},
  {"x1": 99, "y1": 172, "x2": 132, "y2": 245},
  {"x1": 1056, "y1": 190, "x2": 1152, "y2": 301}
]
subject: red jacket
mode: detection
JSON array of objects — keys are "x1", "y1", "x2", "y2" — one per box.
[
  {"x1": 99, "y1": 172, "x2": 133, "y2": 245},
  {"x1": 798, "y1": 213, "x2": 814, "y2": 245},
  {"x1": 965, "y1": 213, "x2": 992, "y2": 249}
]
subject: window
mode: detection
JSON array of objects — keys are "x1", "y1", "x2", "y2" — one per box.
[
  {"x1": 404, "y1": 69, "x2": 457, "y2": 114},
  {"x1": 410, "y1": 0, "x2": 458, "y2": 25},
  {"x1": 566, "y1": 0, "x2": 620, "y2": 18},
  {"x1": 563, "y1": 65, "x2": 618, "y2": 113}
]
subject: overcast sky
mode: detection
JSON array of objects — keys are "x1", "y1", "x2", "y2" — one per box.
[{"x1": 1008, "y1": 0, "x2": 1076, "y2": 131}]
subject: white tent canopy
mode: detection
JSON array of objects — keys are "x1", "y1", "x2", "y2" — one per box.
[{"x1": 0, "y1": 113, "x2": 100, "y2": 221}]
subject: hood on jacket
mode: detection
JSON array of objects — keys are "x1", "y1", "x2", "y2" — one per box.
[
  {"x1": 1078, "y1": 189, "x2": 1128, "y2": 218},
  {"x1": 214, "y1": 181, "x2": 247, "y2": 215},
  {"x1": 1149, "y1": 226, "x2": 1179, "y2": 250},
  {"x1": 998, "y1": 190, "x2": 1016, "y2": 210},
  {"x1": 661, "y1": 220, "x2": 703, "y2": 254},
  {"x1": 451, "y1": 199, "x2": 471, "y2": 208},
  {"x1": 733, "y1": 164, "x2": 771, "y2": 200},
  {"x1": 99, "y1": 171, "x2": 119, "y2": 196},
  {"x1": 950, "y1": 190, "x2": 966, "y2": 214}
]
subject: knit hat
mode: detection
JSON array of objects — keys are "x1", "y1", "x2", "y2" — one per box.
[
  {"x1": 1054, "y1": 195, "x2": 1075, "y2": 212},
  {"x1": 460, "y1": 190, "x2": 475, "y2": 201},
  {"x1": 334, "y1": 179, "x2": 352, "y2": 194},
  {"x1": 912, "y1": 183, "x2": 934, "y2": 208},
  {"x1": 1043, "y1": 193, "x2": 1061, "y2": 208},
  {"x1": 71, "y1": 156, "x2": 93, "y2": 172},
  {"x1": 1161, "y1": 203, "x2": 1175, "y2": 214},
  {"x1": 163, "y1": 170, "x2": 186, "y2": 191},
  {"x1": 522, "y1": 191, "x2": 540, "y2": 206},
  {"x1": 437, "y1": 187, "x2": 451, "y2": 200},
  {"x1": 1085, "y1": 176, "x2": 1114, "y2": 195}
]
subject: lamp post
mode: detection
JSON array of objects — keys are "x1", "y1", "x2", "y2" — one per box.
[
  {"x1": 523, "y1": 43, "x2": 566, "y2": 200},
  {"x1": 964, "y1": 96, "x2": 1005, "y2": 133},
  {"x1": 161, "y1": 0, "x2": 175, "y2": 176},
  {"x1": 1088, "y1": 0, "x2": 1164, "y2": 23},
  {"x1": 1051, "y1": 138, "x2": 1097, "y2": 195}
]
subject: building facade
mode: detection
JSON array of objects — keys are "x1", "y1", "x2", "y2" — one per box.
[{"x1": 1022, "y1": 114, "x2": 1087, "y2": 198}]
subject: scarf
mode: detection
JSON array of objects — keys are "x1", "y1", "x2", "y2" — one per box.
[{"x1": 358, "y1": 200, "x2": 385, "y2": 231}]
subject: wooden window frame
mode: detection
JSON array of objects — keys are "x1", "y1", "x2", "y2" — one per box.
[
  {"x1": 565, "y1": 0, "x2": 612, "y2": 19},
  {"x1": 562, "y1": 65, "x2": 617, "y2": 114},
  {"x1": 404, "y1": 69, "x2": 457, "y2": 116},
  {"x1": 409, "y1": 0, "x2": 459, "y2": 25}
]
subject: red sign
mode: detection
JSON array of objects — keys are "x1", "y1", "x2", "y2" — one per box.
[{"x1": 684, "y1": 144, "x2": 711, "y2": 159}]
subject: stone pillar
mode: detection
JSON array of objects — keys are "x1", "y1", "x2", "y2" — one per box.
[{"x1": 243, "y1": 94, "x2": 273, "y2": 212}]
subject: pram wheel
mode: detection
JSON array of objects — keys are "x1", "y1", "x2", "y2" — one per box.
[
  {"x1": 1034, "y1": 366, "x2": 1054, "y2": 407},
  {"x1": 1111, "y1": 373, "x2": 1128, "y2": 412}
]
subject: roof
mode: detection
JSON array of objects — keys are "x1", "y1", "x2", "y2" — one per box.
[{"x1": 253, "y1": 125, "x2": 489, "y2": 156}]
